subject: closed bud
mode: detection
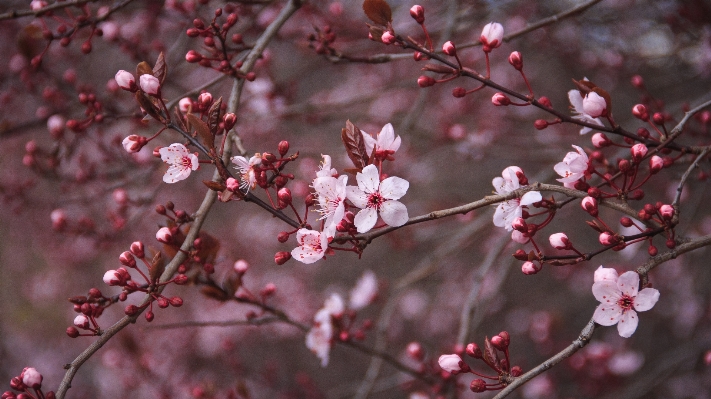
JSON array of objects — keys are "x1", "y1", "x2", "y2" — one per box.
[
  {"x1": 145, "y1": 311, "x2": 154, "y2": 322},
  {"x1": 452, "y1": 87, "x2": 466, "y2": 98},
  {"x1": 21, "y1": 368, "x2": 42, "y2": 389},
  {"x1": 278, "y1": 140, "x2": 290, "y2": 156},
  {"x1": 508, "y1": 51, "x2": 523, "y2": 70},
  {"x1": 169, "y1": 297, "x2": 183, "y2": 307},
  {"x1": 73, "y1": 315, "x2": 90, "y2": 329},
  {"x1": 659, "y1": 204, "x2": 674, "y2": 220},
  {"x1": 381, "y1": 31, "x2": 396, "y2": 44},
  {"x1": 124, "y1": 305, "x2": 139, "y2": 316},
  {"x1": 465, "y1": 343, "x2": 482, "y2": 358},
  {"x1": 437, "y1": 354, "x2": 463, "y2": 373},
  {"x1": 130, "y1": 241, "x2": 145, "y2": 258},
  {"x1": 592, "y1": 132, "x2": 611, "y2": 148},
  {"x1": 492, "y1": 92, "x2": 510, "y2": 106},
  {"x1": 442, "y1": 41, "x2": 456, "y2": 56},
  {"x1": 631, "y1": 143, "x2": 648, "y2": 162},
  {"x1": 173, "y1": 274, "x2": 188, "y2": 285},
  {"x1": 409, "y1": 5, "x2": 425, "y2": 24},
  {"x1": 649, "y1": 155, "x2": 663, "y2": 174},
  {"x1": 538, "y1": 96, "x2": 552, "y2": 108},
  {"x1": 198, "y1": 92, "x2": 213, "y2": 107},
  {"x1": 277, "y1": 231, "x2": 290, "y2": 243},
  {"x1": 652, "y1": 112, "x2": 665, "y2": 125},
  {"x1": 620, "y1": 217, "x2": 633, "y2": 227},
  {"x1": 632, "y1": 104, "x2": 648, "y2": 121},
  {"x1": 406, "y1": 342, "x2": 425, "y2": 360},
  {"x1": 581, "y1": 196, "x2": 598, "y2": 216},
  {"x1": 583, "y1": 92, "x2": 607, "y2": 118},
  {"x1": 521, "y1": 261, "x2": 538, "y2": 275},
  {"x1": 513, "y1": 249, "x2": 528, "y2": 261},
  {"x1": 233, "y1": 260, "x2": 249, "y2": 274},
  {"x1": 139, "y1": 74, "x2": 160, "y2": 96},
  {"x1": 274, "y1": 251, "x2": 291, "y2": 265},
  {"x1": 119, "y1": 251, "x2": 136, "y2": 268},
  {"x1": 223, "y1": 113, "x2": 237, "y2": 130},
  {"x1": 629, "y1": 189, "x2": 644, "y2": 200},
  {"x1": 490, "y1": 334, "x2": 506, "y2": 350},
  {"x1": 618, "y1": 159, "x2": 630, "y2": 172},
  {"x1": 498, "y1": 331, "x2": 510, "y2": 346},
  {"x1": 648, "y1": 245, "x2": 658, "y2": 256},
  {"x1": 156, "y1": 227, "x2": 173, "y2": 244},
  {"x1": 114, "y1": 70, "x2": 135, "y2": 91},
  {"x1": 534, "y1": 119, "x2": 548, "y2": 130},
  {"x1": 480, "y1": 22, "x2": 504, "y2": 52},
  {"x1": 549, "y1": 232, "x2": 570, "y2": 250},
  {"x1": 666, "y1": 239, "x2": 676, "y2": 249},
  {"x1": 470, "y1": 379, "x2": 487, "y2": 393},
  {"x1": 261, "y1": 282, "x2": 277, "y2": 297},
  {"x1": 511, "y1": 366, "x2": 523, "y2": 376},
  {"x1": 66, "y1": 327, "x2": 80, "y2": 338},
  {"x1": 631, "y1": 75, "x2": 644, "y2": 88},
  {"x1": 599, "y1": 232, "x2": 616, "y2": 246},
  {"x1": 417, "y1": 75, "x2": 436, "y2": 88}
]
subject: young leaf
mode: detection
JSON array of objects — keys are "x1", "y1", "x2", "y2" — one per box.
[
  {"x1": 136, "y1": 61, "x2": 153, "y2": 78},
  {"x1": 203, "y1": 180, "x2": 227, "y2": 192},
  {"x1": 148, "y1": 251, "x2": 165, "y2": 282},
  {"x1": 341, "y1": 120, "x2": 369, "y2": 169},
  {"x1": 187, "y1": 113, "x2": 214, "y2": 150},
  {"x1": 363, "y1": 0, "x2": 392, "y2": 26},
  {"x1": 135, "y1": 92, "x2": 163, "y2": 123},
  {"x1": 207, "y1": 97, "x2": 223, "y2": 134},
  {"x1": 152, "y1": 52, "x2": 167, "y2": 84}
]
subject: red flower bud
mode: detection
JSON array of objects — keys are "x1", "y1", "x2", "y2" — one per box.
[
  {"x1": 452, "y1": 87, "x2": 466, "y2": 98},
  {"x1": 659, "y1": 204, "x2": 674, "y2": 220},
  {"x1": 417, "y1": 75, "x2": 435, "y2": 88},
  {"x1": 274, "y1": 251, "x2": 291, "y2": 265},
  {"x1": 492, "y1": 92, "x2": 511, "y2": 106},
  {"x1": 534, "y1": 119, "x2": 548, "y2": 130},
  {"x1": 632, "y1": 104, "x2": 648, "y2": 121},
  {"x1": 278, "y1": 140, "x2": 290, "y2": 156},
  {"x1": 631, "y1": 143, "x2": 648, "y2": 162},
  {"x1": 470, "y1": 379, "x2": 487, "y2": 393},
  {"x1": 409, "y1": 5, "x2": 425, "y2": 24},
  {"x1": 442, "y1": 41, "x2": 456, "y2": 56},
  {"x1": 649, "y1": 155, "x2": 663, "y2": 174},
  {"x1": 119, "y1": 251, "x2": 136, "y2": 268},
  {"x1": 508, "y1": 51, "x2": 523, "y2": 70}
]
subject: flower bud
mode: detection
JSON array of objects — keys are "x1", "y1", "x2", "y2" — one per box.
[
  {"x1": 274, "y1": 251, "x2": 291, "y2": 265},
  {"x1": 631, "y1": 75, "x2": 644, "y2": 88},
  {"x1": 406, "y1": 342, "x2": 425, "y2": 360},
  {"x1": 648, "y1": 245, "x2": 658, "y2": 256},
  {"x1": 534, "y1": 119, "x2": 548, "y2": 130},
  {"x1": 620, "y1": 217, "x2": 633, "y2": 227},
  {"x1": 491, "y1": 92, "x2": 510, "y2": 106},
  {"x1": 629, "y1": 189, "x2": 644, "y2": 200},
  {"x1": 122, "y1": 135, "x2": 147, "y2": 153},
  {"x1": 449, "y1": 87, "x2": 466, "y2": 98},
  {"x1": 583, "y1": 92, "x2": 607, "y2": 118},
  {"x1": 103, "y1": 269, "x2": 122, "y2": 286},
  {"x1": 480, "y1": 22, "x2": 504, "y2": 52},
  {"x1": 115, "y1": 70, "x2": 135, "y2": 91},
  {"x1": 21, "y1": 368, "x2": 42, "y2": 389},
  {"x1": 631, "y1": 143, "x2": 648, "y2": 162},
  {"x1": 465, "y1": 343, "x2": 482, "y2": 358},
  {"x1": 599, "y1": 232, "x2": 617, "y2": 246},
  {"x1": 649, "y1": 155, "x2": 663, "y2": 174},
  {"x1": 233, "y1": 259, "x2": 249, "y2": 274},
  {"x1": 381, "y1": 31, "x2": 396, "y2": 44},
  {"x1": 618, "y1": 159, "x2": 630, "y2": 172},
  {"x1": 47, "y1": 114, "x2": 66, "y2": 139},
  {"x1": 169, "y1": 296, "x2": 183, "y2": 307},
  {"x1": 592, "y1": 132, "x2": 611, "y2": 148},
  {"x1": 659, "y1": 204, "x2": 674, "y2": 220},
  {"x1": 145, "y1": 311, "x2": 154, "y2": 322},
  {"x1": 130, "y1": 241, "x2": 145, "y2": 258},
  {"x1": 277, "y1": 188, "x2": 292, "y2": 204},
  {"x1": 185, "y1": 50, "x2": 202, "y2": 63},
  {"x1": 513, "y1": 249, "x2": 528, "y2": 261},
  {"x1": 66, "y1": 327, "x2": 80, "y2": 338},
  {"x1": 521, "y1": 261, "x2": 538, "y2": 275},
  {"x1": 470, "y1": 379, "x2": 487, "y2": 393},
  {"x1": 652, "y1": 112, "x2": 665, "y2": 125},
  {"x1": 51, "y1": 209, "x2": 67, "y2": 231},
  {"x1": 511, "y1": 230, "x2": 529, "y2": 244},
  {"x1": 437, "y1": 354, "x2": 462, "y2": 373},
  {"x1": 119, "y1": 251, "x2": 136, "y2": 268},
  {"x1": 73, "y1": 315, "x2": 90, "y2": 329},
  {"x1": 173, "y1": 274, "x2": 188, "y2": 284},
  {"x1": 508, "y1": 51, "x2": 523, "y2": 70},
  {"x1": 594, "y1": 265, "x2": 618, "y2": 283},
  {"x1": 632, "y1": 104, "x2": 648, "y2": 121},
  {"x1": 178, "y1": 98, "x2": 192, "y2": 113},
  {"x1": 549, "y1": 232, "x2": 570, "y2": 250},
  {"x1": 511, "y1": 366, "x2": 523, "y2": 376},
  {"x1": 417, "y1": 75, "x2": 435, "y2": 88},
  {"x1": 581, "y1": 196, "x2": 598, "y2": 216},
  {"x1": 442, "y1": 41, "x2": 456, "y2": 57},
  {"x1": 409, "y1": 5, "x2": 425, "y2": 24},
  {"x1": 278, "y1": 140, "x2": 290, "y2": 157},
  {"x1": 156, "y1": 227, "x2": 172, "y2": 244},
  {"x1": 223, "y1": 113, "x2": 237, "y2": 130},
  {"x1": 139, "y1": 74, "x2": 160, "y2": 96}
]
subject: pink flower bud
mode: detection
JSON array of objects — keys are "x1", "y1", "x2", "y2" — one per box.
[
  {"x1": 233, "y1": 259, "x2": 249, "y2": 274},
  {"x1": 480, "y1": 22, "x2": 504, "y2": 52},
  {"x1": 631, "y1": 75, "x2": 644, "y2": 88},
  {"x1": 581, "y1": 196, "x2": 598, "y2": 216},
  {"x1": 178, "y1": 98, "x2": 192, "y2": 113},
  {"x1": 632, "y1": 104, "x2": 648, "y2": 121},
  {"x1": 452, "y1": 87, "x2": 466, "y2": 98},
  {"x1": 277, "y1": 187, "x2": 292, "y2": 204},
  {"x1": 381, "y1": 31, "x2": 396, "y2": 44},
  {"x1": 185, "y1": 50, "x2": 202, "y2": 63},
  {"x1": 631, "y1": 143, "x2": 648, "y2": 162},
  {"x1": 47, "y1": 114, "x2": 65, "y2": 139},
  {"x1": 274, "y1": 251, "x2": 291, "y2": 265},
  {"x1": 139, "y1": 74, "x2": 160, "y2": 95},
  {"x1": 21, "y1": 368, "x2": 42, "y2": 389},
  {"x1": 465, "y1": 343, "x2": 482, "y2": 358},
  {"x1": 521, "y1": 261, "x2": 538, "y2": 275},
  {"x1": 226, "y1": 177, "x2": 240, "y2": 192},
  {"x1": 594, "y1": 265, "x2": 618, "y2": 283},
  {"x1": 130, "y1": 241, "x2": 145, "y2": 258},
  {"x1": 156, "y1": 227, "x2": 173, "y2": 244},
  {"x1": 103, "y1": 269, "x2": 130, "y2": 286},
  {"x1": 51, "y1": 209, "x2": 67, "y2": 231},
  {"x1": 114, "y1": 70, "x2": 135, "y2": 91},
  {"x1": 409, "y1": 5, "x2": 425, "y2": 24},
  {"x1": 511, "y1": 217, "x2": 527, "y2": 232},
  {"x1": 659, "y1": 204, "x2": 674, "y2": 220},
  {"x1": 112, "y1": 188, "x2": 128, "y2": 206},
  {"x1": 438, "y1": 354, "x2": 462, "y2": 373},
  {"x1": 649, "y1": 155, "x2": 663, "y2": 174},
  {"x1": 511, "y1": 230, "x2": 529, "y2": 244},
  {"x1": 599, "y1": 232, "x2": 616, "y2": 246},
  {"x1": 534, "y1": 119, "x2": 548, "y2": 130},
  {"x1": 492, "y1": 92, "x2": 511, "y2": 106},
  {"x1": 592, "y1": 132, "x2": 611, "y2": 148},
  {"x1": 122, "y1": 135, "x2": 147, "y2": 153},
  {"x1": 470, "y1": 379, "x2": 487, "y2": 393},
  {"x1": 31, "y1": 1, "x2": 47, "y2": 11},
  {"x1": 417, "y1": 75, "x2": 435, "y2": 88},
  {"x1": 119, "y1": 251, "x2": 136, "y2": 267},
  {"x1": 490, "y1": 335, "x2": 506, "y2": 350},
  {"x1": 198, "y1": 92, "x2": 213, "y2": 107},
  {"x1": 508, "y1": 51, "x2": 523, "y2": 70},
  {"x1": 549, "y1": 232, "x2": 570, "y2": 250},
  {"x1": 406, "y1": 342, "x2": 425, "y2": 360},
  {"x1": 261, "y1": 282, "x2": 277, "y2": 296},
  {"x1": 583, "y1": 92, "x2": 607, "y2": 118},
  {"x1": 73, "y1": 315, "x2": 90, "y2": 329},
  {"x1": 652, "y1": 112, "x2": 665, "y2": 125},
  {"x1": 442, "y1": 41, "x2": 456, "y2": 56},
  {"x1": 223, "y1": 113, "x2": 237, "y2": 130}
]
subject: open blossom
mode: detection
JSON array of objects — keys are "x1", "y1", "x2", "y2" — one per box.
[
  {"x1": 313, "y1": 175, "x2": 348, "y2": 230},
  {"x1": 231, "y1": 154, "x2": 262, "y2": 191},
  {"x1": 316, "y1": 154, "x2": 338, "y2": 178},
  {"x1": 159, "y1": 143, "x2": 199, "y2": 183},
  {"x1": 592, "y1": 271, "x2": 660, "y2": 338},
  {"x1": 568, "y1": 90, "x2": 604, "y2": 134},
  {"x1": 306, "y1": 294, "x2": 344, "y2": 367},
  {"x1": 346, "y1": 164, "x2": 409, "y2": 233},
  {"x1": 291, "y1": 229, "x2": 330, "y2": 264},
  {"x1": 362, "y1": 123, "x2": 401, "y2": 160},
  {"x1": 554, "y1": 145, "x2": 589, "y2": 185},
  {"x1": 349, "y1": 270, "x2": 378, "y2": 310},
  {"x1": 492, "y1": 166, "x2": 542, "y2": 232}
]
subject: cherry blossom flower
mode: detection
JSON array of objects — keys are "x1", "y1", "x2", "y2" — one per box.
[
  {"x1": 313, "y1": 175, "x2": 348, "y2": 230},
  {"x1": 492, "y1": 166, "x2": 541, "y2": 231},
  {"x1": 159, "y1": 143, "x2": 199, "y2": 183},
  {"x1": 438, "y1": 354, "x2": 463, "y2": 373},
  {"x1": 582, "y1": 91, "x2": 607, "y2": 118},
  {"x1": 592, "y1": 271, "x2": 660, "y2": 338},
  {"x1": 349, "y1": 270, "x2": 378, "y2": 310},
  {"x1": 291, "y1": 228, "x2": 329, "y2": 264},
  {"x1": 316, "y1": 154, "x2": 338, "y2": 178},
  {"x1": 554, "y1": 145, "x2": 589, "y2": 186},
  {"x1": 306, "y1": 294, "x2": 344, "y2": 366},
  {"x1": 480, "y1": 22, "x2": 504, "y2": 52},
  {"x1": 346, "y1": 164, "x2": 409, "y2": 233},
  {"x1": 21, "y1": 367, "x2": 42, "y2": 388},
  {"x1": 231, "y1": 154, "x2": 262, "y2": 191},
  {"x1": 361, "y1": 123, "x2": 401, "y2": 160},
  {"x1": 568, "y1": 90, "x2": 604, "y2": 134}
]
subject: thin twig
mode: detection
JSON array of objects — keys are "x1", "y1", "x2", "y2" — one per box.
[
  {"x1": 673, "y1": 147, "x2": 710, "y2": 207},
  {"x1": 145, "y1": 317, "x2": 281, "y2": 329}
]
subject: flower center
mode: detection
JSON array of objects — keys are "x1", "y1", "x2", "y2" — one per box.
[
  {"x1": 367, "y1": 192, "x2": 384, "y2": 210},
  {"x1": 180, "y1": 156, "x2": 193, "y2": 168},
  {"x1": 617, "y1": 294, "x2": 633, "y2": 311}
]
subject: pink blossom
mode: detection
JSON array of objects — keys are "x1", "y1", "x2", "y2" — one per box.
[
  {"x1": 649, "y1": 155, "x2": 663, "y2": 174},
  {"x1": 349, "y1": 270, "x2": 378, "y2": 310},
  {"x1": 156, "y1": 226, "x2": 172, "y2": 243},
  {"x1": 291, "y1": 229, "x2": 329, "y2": 264},
  {"x1": 480, "y1": 22, "x2": 504, "y2": 52},
  {"x1": 438, "y1": 354, "x2": 463, "y2": 373},
  {"x1": 178, "y1": 98, "x2": 192, "y2": 113},
  {"x1": 492, "y1": 166, "x2": 541, "y2": 232},
  {"x1": 21, "y1": 367, "x2": 42, "y2": 388},
  {"x1": 30, "y1": 1, "x2": 47, "y2": 11},
  {"x1": 231, "y1": 154, "x2": 262, "y2": 191},
  {"x1": 631, "y1": 143, "x2": 648, "y2": 162},
  {"x1": 361, "y1": 123, "x2": 401, "y2": 160},
  {"x1": 594, "y1": 266, "x2": 618, "y2": 283},
  {"x1": 554, "y1": 145, "x2": 589, "y2": 184},
  {"x1": 659, "y1": 204, "x2": 674, "y2": 220},
  {"x1": 74, "y1": 315, "x2": 90, "y2": 329},
  {"x1": 592, "y1": 271, "x2": 660, "y2": 338},
  {"x1": 139, "y1": 74, "x2": 160, "y2": 95},
  {"x1": 549, "y1": 233, "x2": 570, "y2": 250},
  {"x1": 306, "y1": 294, "x2": 344, "y2": 366},
  {"x1": 568, "y1": 89, "x2": 604, "y2": 134},
  {"x1": 581, "y1": 196, "x2": 598, "y2": 216},
  {"x1": 511, "y1": 230, "x2": 529, "y2": 244},
  {"x1": 313, "y1": 175, "x2": 348, "y2": 230},
  {"x1": 159, "y1": 143, "x2": 199, "y2": 183},
  {"x1": 114, "y1": 70, "x2": 135, "y2": 91},
  {"x1": 346, "y1": 164, "x2": 409, "y2": 233},
  {"x1": 582, "y1": 91, "x2": 607, "y2": 118}
]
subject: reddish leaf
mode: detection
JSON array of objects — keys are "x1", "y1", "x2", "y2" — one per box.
[
  {"x1": 200, "y1": 285, "x2": 230, "y2": 301},
  {"x1": 207, "y1": 97, "x2": 223, "y2": 134},
  {"x1": 363, "y1": 0, "x2": 392, "y2": 26},
  {"x1": 187, "y1": 113, "x2": 214, "y2": 150},
  {"x1": 148, "y1": 251, "x2": 164, "y2": 282},
  {"x1": 136, "y1": 61, "x2": 153, "y2": 78},
  {"x1": 341, "y1": 120, "x2": 369, "y2": 169},
  {"x1": 203, "y1": 180, "x2": 226, "y2": 191},
  {"x1": 152, "y1": 52, "x2": 167, "y2": 84},
  {"x1": 135, "y1": 91, "x2": 163, "y2": 123}
]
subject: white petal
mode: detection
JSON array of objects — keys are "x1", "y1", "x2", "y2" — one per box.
[
  {"x1": 554, "y1": 162, "x2": 571, "y2": 179},
  {"x1": 354, "y1": 208, "x2": 378, "y2": 233},
  {"x1": 389, "y1": 135, "x2": 401, "y2": 152},
  {"x1": 617, "y1": 271, "x2": 639, "y2": 297},
  {"x1": 520, "y1": 191, "x2": 542, "y2": 206},
  {"x1": 593, "y1": 303, "x2": 623, "y2": 326},
  {"x1": 633, "y1": 288, "x2": 660, "y2": 312},
  {"x1": 346, "y1": 186, "x2": 368, "y2": 209},
  {"x1": 592, "y1": 281, "x2": 620, "y2": 303},
  {"x1": 163, "y1": 165, "x2": 191, "y2": 183},
  {"x1": 379, "y1": 176, "x2": 409, "y2": 200},
  {"x1": 492, "y1": 177, "x2": 506, "y2": 194},
  {"x1": 231, "y1": 156, "x2": 248, "y2": 169},
  {"x1": 378, "y1": 123, "x2": 395, "y2": 147},
  {"x1": 493, "y1": 204, "x2": 508, "y2": 228},
  {"x1": 189, "y1": 153, "x2": 199, "y2": 170},
  {"x1": 314, "y1": 176, "x2": 340, "y2": 199},
  {"x1": 357, "y1": 165, "x2": 380, "y2": 193},
  {"x1": 292, "y1": 246, "x2": 323, "y2": 264},
  {"x1": 617, "y1": 310, "x2": 639, "y2": 338},
  {"x1": 379, "y1": 200, "x2": 408, "y2": 227},
  {"x1": 361, "y1": 131, "x2": 377, "y2": 155},
  {"x1": 568, "y1": 90, "x2": 584, "y2": 113}
]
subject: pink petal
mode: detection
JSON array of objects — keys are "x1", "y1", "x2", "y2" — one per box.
[
  {"x1": 346, "y1": 186, "x2": 368, "y2": 209},
  {"x1": 379, "y1": 200, "x2": 408, "y2": 227},
  {"x1": 616, "y1": 271, "x2": 639, "y2": 297},
  {"x1": 633, "y1": 288, "x2": 660, "y2": 312},
  {"x1": 378, "y1": 123, "x2": 395, "y2": 148},
  {"x1": 593, "y1": 303, "x2": 623, "y2": 326},
  {"x1": 379, "y1": 176, "x2": 409, "y2": 200},
  {"x1": 361, "y1": 131, "x2": 377, "y2": 155},
  {"x1": 617, "y1": 310, "x2": 639, "y2": 338},
  {"x1": 568, "y1": 90, "x2": 584, "y2": 113},
  {"x1": 354, "y1": 208, "x2": 378, "y2": 233},
  {"x1": 356, "y1": 165, "x2": 380, "y2": 194},
  {"x1": 592, "y1": 281, "x2": 620, "y2": 303}
]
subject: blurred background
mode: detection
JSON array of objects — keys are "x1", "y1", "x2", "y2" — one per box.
[{"x1": 1, "y1": 0, "x2": 711, "y2": 397}]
